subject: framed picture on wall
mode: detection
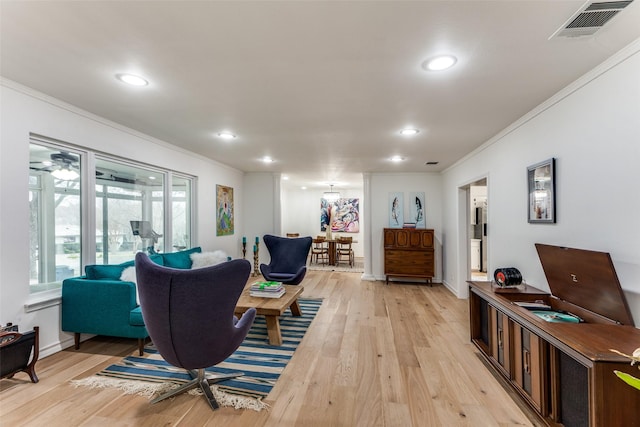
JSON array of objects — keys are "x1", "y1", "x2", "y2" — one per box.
[
  {"x1": 216, "y1": 185, "x2": 234, "y2": 235},
  {"x1": 321, "y1": 198, "x2": 360, "y2": 233},
  {"x1": 389, "y1": 192, "x2": 403, "y2": 228},
  {"x1": 409, "y1": 192, "x2": 426, "y2": 228},
  {"x1": 527, "y1": 158, "x2": 556, "y2": 224}
]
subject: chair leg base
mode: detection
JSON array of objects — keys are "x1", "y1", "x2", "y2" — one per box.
[
  {"x1": 206, "y1": 372, "x2": 246, "y2": 384},
  {"x1": 151, "y1": 376, "x2": 201, "y2": 404},
  {"x1": 151, "y1": 368, "x2": 245, "y2": 410},
  {"x1": 200, "y1": 377, "x2": 219, "y2": 410}
]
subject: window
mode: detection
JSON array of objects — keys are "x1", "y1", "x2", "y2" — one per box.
[
  {"x1": 172, "y1": 176, "x2": 192, "y2": 250},
  {"x1": 95, "y1": 158, "x2": 165, "y2": 264},
  {"x1": 29, "y1": 143, "x2": 82, "y2": 292},
  {"x1": 28, "y1": 136, "x2": 194, "y2": 294}
]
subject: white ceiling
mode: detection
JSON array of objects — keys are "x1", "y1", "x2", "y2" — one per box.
[{"x1": 2, "y1": 1, "x2": 639, "y2": 190}]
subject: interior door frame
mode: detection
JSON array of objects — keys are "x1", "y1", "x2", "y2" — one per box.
[{"x1": 457, "y1": 175, "x2": 488, "y2": 298}]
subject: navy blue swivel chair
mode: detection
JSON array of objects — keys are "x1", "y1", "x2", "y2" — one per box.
[
  {"x1": 259, "y1": 234, "x2": 312, "y2": 285},
  {"x1": 134, "y1": 253, "x2": 256, "y2": 410}
]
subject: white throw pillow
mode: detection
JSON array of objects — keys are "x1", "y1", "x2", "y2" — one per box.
[
  {"x1": 120, "y1": 266, "x2": 139, "y2": 305},
  {"x1": 190, "y1": 250, "x2": 229, "y2": 269}
]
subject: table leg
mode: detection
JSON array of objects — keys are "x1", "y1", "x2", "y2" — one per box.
[
  {"x1": 328, "y1": 241, "x2": 336, "y2": 265},
  {"x1": 290, "y1": 299, "x2": 302, "y2": 317},
  {"x1": 265, "y1": 315, "x2": 282, "y2": 346}
]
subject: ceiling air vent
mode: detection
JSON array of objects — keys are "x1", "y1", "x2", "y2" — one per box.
[{"x1": 550, "y1": 0, "x2": 634, "y2": 38}]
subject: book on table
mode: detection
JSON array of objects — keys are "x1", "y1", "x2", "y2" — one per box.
[{"x1": 249, "y1": 281, "x2": 285, "y2": 298}]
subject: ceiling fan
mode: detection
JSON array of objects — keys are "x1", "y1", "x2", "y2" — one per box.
[
  {"x1": 30, "y1": 151, "x2": 80, "y2": 180},
  {"x1": 30, "y1": 151, "x2": 156, "y2": 185}
]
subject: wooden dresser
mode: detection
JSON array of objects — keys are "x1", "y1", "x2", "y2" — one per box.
[
  {"x1": 383, "y1": 228, "x2": 434, "y2": 284},
  {"x1": 468, "y1": 244, "x2": 640, "y2": 427}
]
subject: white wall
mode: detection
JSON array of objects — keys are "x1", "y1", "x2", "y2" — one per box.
[
  {"x1": 243, "y1": 172, "x2": 279, "y2": 270},
  {"x1": 0, "y1": 81, "x2": 246, "y2": 356},
  {"x1": 441, "y1": 41, "x2": 640, "y2": 324}
]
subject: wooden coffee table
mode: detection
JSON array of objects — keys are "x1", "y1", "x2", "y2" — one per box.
[{"x1": 234, "y1": 284, "x2": 304, "y2": 346}]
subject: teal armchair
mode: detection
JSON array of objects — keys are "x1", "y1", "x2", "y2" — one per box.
[
  {"x1": 61, "y1": 247, "x2": 201, "y2": 355},
  {"x1": 62, "y1": 277, "x2": 147, "y2": 355}
]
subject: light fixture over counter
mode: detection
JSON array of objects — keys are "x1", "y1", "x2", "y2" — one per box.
[{"x1": 323, "y1": 184, "x2": 340, "y2": 202}]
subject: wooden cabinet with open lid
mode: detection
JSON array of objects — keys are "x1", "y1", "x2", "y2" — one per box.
[{"x1": 468, "y1": 244, "x2": 640, "y2": 427}]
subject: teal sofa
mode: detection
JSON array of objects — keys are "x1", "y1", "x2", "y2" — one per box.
[{"x1": 61, "y1": 247, "x2": 202, "y2": 355}]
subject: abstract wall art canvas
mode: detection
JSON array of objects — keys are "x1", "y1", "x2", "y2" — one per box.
[
  {"x1": 321, "y1": 198, "x2": 360, "y2": 233},
  {"x1": 216, "y1": 185, "x2": 234, "y2": 236}
]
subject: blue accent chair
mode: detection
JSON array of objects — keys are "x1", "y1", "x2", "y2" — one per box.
[
  {"x1": 259, "y1": 234, "x2": 312, "y2": 285},
  {"x1": 135, "y1": 252, "x2": 256, "y2": 410},
  {"x1": 61, "y1": 247, "x2": 202, "y2": 355}
]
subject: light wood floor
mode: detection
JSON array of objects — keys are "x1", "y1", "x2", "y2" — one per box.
[{"x1": 0, "y1": 271, "x2": 541, "y2": 427}]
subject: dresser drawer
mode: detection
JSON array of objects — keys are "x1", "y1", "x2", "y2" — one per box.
[{"x1": 384, "y1": 249, "x2": 434, "y2": 276}]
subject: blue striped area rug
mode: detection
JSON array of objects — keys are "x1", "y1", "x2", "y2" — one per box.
[{"x1": 71, "y1": 298, "x2": 322, "y2": 411}]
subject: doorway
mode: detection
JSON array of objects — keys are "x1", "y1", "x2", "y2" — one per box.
[{"x1": 469, "y1": 179, "x2": 488, "y2": 281}]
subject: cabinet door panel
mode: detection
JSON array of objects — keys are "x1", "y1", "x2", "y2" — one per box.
[
  {"x1": 489, "y1": 306, "x2": 511, "y2": 376},
  {"x1": 409, "y1": 230, "x2": 422, "y2": 247},
  {"x1": 395, "y1": 229, "x2": 409, "y2": 247},
  {"x1": 513, "y1": 322, "x2": 546, "y2": 413},
  {"x1": 420, "y1": 230, "x2": 434, "y2": 248},
  {"x1": 384, "y1": 229, "x2": 397, "y2": 247}
]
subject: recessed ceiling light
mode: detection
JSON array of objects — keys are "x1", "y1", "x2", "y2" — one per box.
[
  {"x1": 390, "y1": 156, "x2": 405, "y2": 162},
  {"x1": 115, "y1": 73, "x2": 149, "y2": 86},
  {"x1": 301, "y1": 186, "x2": 307, "y2": 190},
  {"x1": 262, "y1": 156, "x2": 274, "y2": 163},
  {"x1": 217, "y1": 131, "x2": 236, "y2": 139},
  {"x1": 422, "y1": 55, "x2": 457, "y2": 71},
  {"x1": 400, "y1": 128, "x2": 419, "y2": 136},
  {"x1": 282, "y1": 176, "x2": 289, "y2": 180}
]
